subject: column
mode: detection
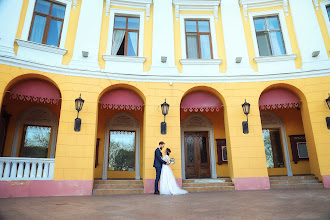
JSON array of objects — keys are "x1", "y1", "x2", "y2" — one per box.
[
  {"x1": 289, "y1": 0, "x2": 329, "y2": 70},
  {"x1": 149, "y1": 0, "x2": 179, "y2": 75},
  {"x1": 0, "y1": 0, "x2": 23, "y2": 56},
  {"x1": 69, "y1": 0, "x2": 103, "y2": 70},
  {"x1": 221, "y1": 0, "x2": 254, "y2": 74}
]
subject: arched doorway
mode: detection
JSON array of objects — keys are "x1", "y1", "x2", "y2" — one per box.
[
  {"x1": 259, "y1": 88, "x2": 312, "y2": 177},
  {"x1": 0, "y1": 78, "x2": 61, "y2": 180},
  {"x1": 180, "y1": 90, "x2": 226, "y2": 179},
  {"x1": 95, "y1": 88, "x2": 144, "y2": 180}
]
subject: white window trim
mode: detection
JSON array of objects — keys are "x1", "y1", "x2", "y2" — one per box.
[
  {"x1": 180, "y1": 14, "x2": 219, "y2": 60},
  {"x1": 103, "y1": 55, "x2": 146, "y2": 63},
  {"x1": 249, "y1": 9, "x2": 294, "y2": 59},
  {"x1": 16, "y1": 39, "x2": 67, "y2": 55},
  {"x1": 320, "y1": 1, "x2": 330, "y2": 37},
  {"x1": 20, "y1": 0, "x2": 71, "y2": 49},
  {"x1": 239, "y1": 0, "x2": 289, "y2": 19},
  {"x1": 180, "y1": 59, "x2": 222, "y2": 65},
  {"x1": 105, "y1": 9, "x2": 145, "y2": 58},
  {"x1": 297, "y1": 142, "x2": 309, "y2": 159}
]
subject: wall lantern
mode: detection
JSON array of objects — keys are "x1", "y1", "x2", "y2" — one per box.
[
  {"x1": 161, "y1": 99, "x2": 170, "y2": 135},
  {"x1": 242, "y1": 99, "x2": 250, "y2": 134},
  {"x1": 74, "y1": 94, "x2": 84, "y2": 132},
  {"x1": 325, "y1": 94, "x2": 330, "y2": 129}
]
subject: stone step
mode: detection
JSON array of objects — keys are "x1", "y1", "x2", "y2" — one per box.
[
  {"x1": 182, "y1": 182, "x2": 234, "y2": 187},
  {"x1": 94, "y1": 180, "x2": 143, "y2": 185},
  {"x1": 93, "y1": 189, "x2": 144, "y2": 195},
  {"x1": 269, "y1": 175, "x2": 316, "y2": 180},
  {"x1": 93, "y1": 184, "x2": 144, "y2": 189},
  {"x1": 270, "y1": 179, "x2": 320, "y2": 185},
  {"x1": 271, "y1": 183, "x2": 323, "y2": 189},
  {"x1": 183, "y1": 186, "x2": 235, "y2": 192},
  {"x1": 182, "y1": 178, "x2": 232, "y2": 183}
]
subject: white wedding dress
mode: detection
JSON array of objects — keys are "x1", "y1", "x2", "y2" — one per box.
[{"x1": 159, "y1": 155, "x2": 188, "y2": 195}]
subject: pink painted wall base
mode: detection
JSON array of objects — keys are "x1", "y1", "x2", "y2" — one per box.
[
  {"x1": 144, "y1": 178, "x2": 182, "y2": 193},
  {"x1": 322, "y1": 175, "x2": 330, "y2": 188},
  {"x1": 0, "y1": 180, "x2": 93, "y2": 198},
  {"x1": 234, "y1": 177, "x2": 270, "y2": 190}
]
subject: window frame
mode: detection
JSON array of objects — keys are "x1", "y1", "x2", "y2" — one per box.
[
  {"x1": 20, "y1": 0, "x2": 71, "y2": 49},
  {"x1": 106, "y1": 9, "x2": 145, "y2": 58},
  {"x1": 253, "y1": 16, "x2": 286, "y2": 56},
  {"x1": 184, "y1": 19, "x2": 213, "y2": 59},
  {"x1": 296, "y1": 141, "x2": 309, "y2": 159},
  {"x1": 180, "y1": 14, "x2": 219, "y2": 60},
  {"x1": 320, "y1": 1, "x2": 330, "y2": 37},
  {"x1": 221, "y1": 145, "x2": 227, "y2": 162},
  {"x1": 28, "y1": 0, "x2": 66, "y2": 47},
  {"x1": 112, "y1": 15, "x2": 140, "y2": 56},
  {"x1": 249, "y1": 9, "x2": 293, "y2": 58}
]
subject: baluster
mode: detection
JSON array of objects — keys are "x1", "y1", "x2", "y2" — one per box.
[
  {"x1": 0, "y1": 161, "x2": 4, "y2": 178},
  {"x1": 36, "y1": 162, "x2": 43, "y2": 179},
  {"x1": 3, "y1": 162, "x2": 10, "y2": 179},
  {"x1": 30, "y1": 162, "x2": 37, "y2": 179},
  {"x1": 48, "y1": 162, "x2": 55, "y2": 179},
  {"x1": 43, "y1": 162, "x2": 49, "y2": 179},
  {"x1": 9, "y1": 161, "x2": 18, "y2": 179},
  {"x1": 23, "y1": 162, "x2": 31, "y2": 179},
  {"x1": 17, "y1": 162, "x2": 24, "y2": 178}
]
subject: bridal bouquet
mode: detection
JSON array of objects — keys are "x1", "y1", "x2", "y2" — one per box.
[{"x1": 170, "y1": 158, "x2": 175, "y2": 164}]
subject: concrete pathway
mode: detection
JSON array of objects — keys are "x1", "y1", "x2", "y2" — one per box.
[{"x1": 0, "y1": 189, "x2": 329, "y2": 220}]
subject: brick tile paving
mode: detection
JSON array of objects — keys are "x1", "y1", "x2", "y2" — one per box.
[{"x1": 0, "y1": 189, "x2": 329, "y2": 220}]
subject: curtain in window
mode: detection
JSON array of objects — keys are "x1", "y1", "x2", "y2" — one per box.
[
  {"x1": 30, "y1": 15, "x2": 47, "y2": 44},
  {"x1": 46, "y1": 19, "x2": 62, "y2": 46},
  {"x1": 269, "y1": 32, "x2": 285, "y2": 56},
  {"x1": 200, "y1": 35, "x2": 211, "y2": 59},
  {"x1": 127, "y1": 32, "x2": 138, "y2": 56},
  {"x1": 111, "y1": 30, "x2": 125, "y2": 55},
  {"x1": 187, "y1": 33, "x2": 198, "y2": 59}
]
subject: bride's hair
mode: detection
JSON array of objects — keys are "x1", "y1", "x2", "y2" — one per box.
[{"x1": 166, "y1": 148, "x2": 171, "y2": 155}]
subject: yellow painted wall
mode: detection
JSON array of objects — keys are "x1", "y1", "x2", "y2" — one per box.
[
  {"x1": 315, "y1": 0, "x2": 330, "y2": 58},
  {"x1": 239, "y1": 5, "x2": 302, "y2": 71},
  {"x1": 180, "y1": 109, "x2": 229, "y2": 177},
  {"x1": 0, "y1": 65, "x2": 329, "y2": 182},
  {"x1": 94, "y1": 107, "x2": 144, "y2": 179}
]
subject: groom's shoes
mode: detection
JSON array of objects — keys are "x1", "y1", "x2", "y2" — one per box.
[{"x1": 154, "y1": 191, "x2": 160, "y2": 195}]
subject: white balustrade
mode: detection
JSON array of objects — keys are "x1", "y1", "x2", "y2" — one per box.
[{"x1": 0, "y1": 157, "x2": 55, "y2": 181}]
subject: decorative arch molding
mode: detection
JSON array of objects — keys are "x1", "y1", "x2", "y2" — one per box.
[
  {"x1": 11, "y1": 106, "x2": 59, "y2": 158},
  {"x1": 102, "y1": 112, "x2": 141, "y2": 180},
  {"x1": 180, "y1": 113, "x2": 217, "y2": 179},
  {"x1": 260, "y1": 111, "x2": 292, "y2": 176}
]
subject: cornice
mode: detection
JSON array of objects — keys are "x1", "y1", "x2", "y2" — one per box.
[
  {"x1": 16, "y1": 39, "x2": 68, "y2": 55},
  {"x1": 0, "y1": 55, "x2": 329, "y2": 83},
  {"x1": 106, "y1": 0, "x2": 152, "y2": 19},
  {"x1": 173, "y1": 0, "x2": 221, "y2": 21},
  {"x1": 239, "y1": 0, "x2": 289, "y2": 19}
]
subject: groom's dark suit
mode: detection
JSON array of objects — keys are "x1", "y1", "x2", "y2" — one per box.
[{"x1": 153, "y1": 148, "x2": 167, "y2": 193}]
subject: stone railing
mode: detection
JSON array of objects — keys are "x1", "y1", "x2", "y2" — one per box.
[{"x1": 0, "y1": 157, "x2": 55, "y2": 180}]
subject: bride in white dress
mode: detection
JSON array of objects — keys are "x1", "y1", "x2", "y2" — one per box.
[{"x1": 159, "y1": 148, "x2": 188, "y2": 195}]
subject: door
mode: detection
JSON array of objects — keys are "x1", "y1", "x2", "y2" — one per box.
[{"x1": 184, "y1": 131, "x2": 210, "y2": 178}]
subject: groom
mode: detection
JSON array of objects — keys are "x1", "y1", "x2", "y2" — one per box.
[{"x1": 153, "y1": 141, "x2": 169, "y2": 194}]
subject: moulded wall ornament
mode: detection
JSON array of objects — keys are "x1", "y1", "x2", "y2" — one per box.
[
  {"x1": 173, "y1": 0, "x2": 221, "y2": 21},
  {"x1": 109, "y1": 113, "x2": 140, "y2": 128},
  {"x1": 239, "y1": 0, "x2": 289, "y2": 19},
  {"x1": 313, "y1": 0, "x2": 319, "y2": 10},
  {"x1": 73, "y1": 0, "x2": 77, "y2": 9},
  {"x1": 105, "y1": 0, "x2": 111, "y2": 16},
  {"x1": 181, "y1": 113, "x2": 213, "y2": 128},
  {"x1": 260, "y1": 111, "x2": 283, "y2": 126},
  {"x1": 109, "y1": 0, "x2": 152, "y2": 20}
]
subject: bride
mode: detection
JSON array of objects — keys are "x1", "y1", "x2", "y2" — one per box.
[{"x1": 159, "y1": 148, "x2": 188, "y2": 195}]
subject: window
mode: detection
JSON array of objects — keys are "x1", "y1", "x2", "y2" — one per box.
[
  {"x1": 185, "y1": 20, "x2": 212, "y2": 59},
  {"x1": 216, "y1": 139, "x2": 227, "y2": 165},
  {"x1": 327, "y1": 6, "x2": 330, "y2": 21},
  {"x1": 19, "y1": 125, "x2": 51, "y2": 158},
  {"x1": 222, "y1": 146, "x2": 227, "y2": 162},
  {"x1": 112, "y1": 16, "x2": 140, "y2": 56},
  {"x1": 108, "y1": 131, "x2": 135, "y2": 171},
  {"x1": 253, "y1": 16, "x2": 286, "y2": 56},
  {"x1": 262, "y1": 129, "x2": 285, "y2": 168},
  {"x1": 28, "y1": 0, "x2": 66, "y2": 47},
  {"x1": 297, "y1": 142, "x2": 308, "y2": 159}
]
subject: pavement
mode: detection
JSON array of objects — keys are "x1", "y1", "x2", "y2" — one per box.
[{"x1": 0, "y1": 189, "x2": 329, "y2": 220}]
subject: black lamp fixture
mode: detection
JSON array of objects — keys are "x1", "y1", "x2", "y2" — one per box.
[
  {"x1": 325, "y1": 94, "x2": 330, "y2": 129},
  {"x1": 242, "y1": 99, "x2": 250, "y2": 134},
  {"x1": 161, "y1": 99, "x2": 170, "y2": 135},
  {"x1": 74, "y1": 94, "x2": 84, "y2": 132}
]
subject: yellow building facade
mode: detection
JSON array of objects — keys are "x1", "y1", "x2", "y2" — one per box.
[{"x1": 0, "y1": 0, "x2": 329, "y2": 197}]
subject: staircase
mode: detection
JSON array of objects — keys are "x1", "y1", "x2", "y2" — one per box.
[
  {"x1": 93, "y1": 180, "x2": 144, "y2": 195},
  {"x1": 182, "y1": 178, "x2": 235, "y2": 192},
  {"x1": 270, "y1": 175, "x2": 323, "y2": 189}
]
